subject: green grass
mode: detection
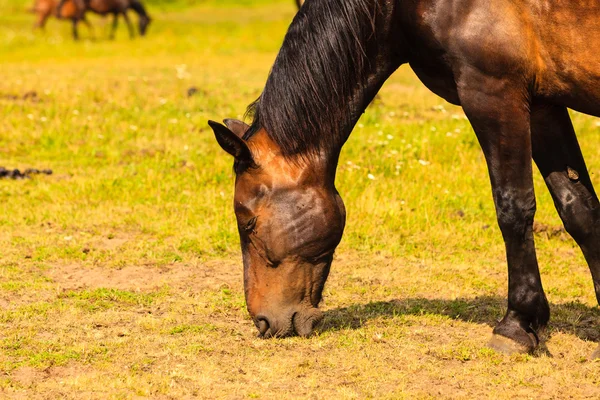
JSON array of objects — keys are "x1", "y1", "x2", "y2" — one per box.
[{"x1": 1, "y1": 0, "x2": 600, "y2": 398}]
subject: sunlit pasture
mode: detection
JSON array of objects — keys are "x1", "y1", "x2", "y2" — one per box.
[{"x1": 1, "y1": 0, "x2": 599, "y2": 398}]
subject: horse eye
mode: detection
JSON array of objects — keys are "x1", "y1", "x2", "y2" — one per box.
[{"x1": 244, "y1": 216, "x2": 257, "y2": 232}]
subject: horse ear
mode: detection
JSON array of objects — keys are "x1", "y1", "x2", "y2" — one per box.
[
  {"x1": 208, "y1": 120, "x2": 253, "y2": 162},
  {"x1": 223, "y1": 119, "x2": 250, "y2": 138}
]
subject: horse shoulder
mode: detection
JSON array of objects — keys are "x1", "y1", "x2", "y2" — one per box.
[{"x1": 429, "y1": 1, "x2": 538, "y2": 79}]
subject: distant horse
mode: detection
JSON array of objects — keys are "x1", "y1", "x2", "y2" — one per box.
[
  {"x1": 32, "y1": 0, "x2": 93, "y2": 35},
  {"x1": 209, "y1": 0, "x2": 600, "y2": 359},
  {"x1": 55, "y1": 0, "x2": 151, "y2": 40}
]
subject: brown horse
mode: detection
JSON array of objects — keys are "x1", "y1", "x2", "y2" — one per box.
[
  {"x1": 55, "y1": 0, "x2": 151, "y2": 40},
  {"x1": 32, "y1": 0, "x2": 93, "y2": 35},
  {"x1": 209, "y1": 0, "x2": 600, "y2": 358}
]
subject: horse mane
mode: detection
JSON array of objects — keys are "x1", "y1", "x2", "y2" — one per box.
[
  {"x1": 129, "y1": 0, "x2": 149, "y2": 18},
  {"x1": 245, "y1": 0, "x2": 380, "y2": 157}
]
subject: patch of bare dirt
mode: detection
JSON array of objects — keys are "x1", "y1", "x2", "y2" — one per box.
[
  {"x1": 533, "y1": 221, "x2": 568, "y2": 240},
  {"x1": 10, "y1": 365, "x2": 92, "y2": 388},
  {"x1": 10, "y1": 367, "x2": 46, "y2": 388},
  {"x1": 45, "y1": 259, "x2": 241, "y2": 292}
]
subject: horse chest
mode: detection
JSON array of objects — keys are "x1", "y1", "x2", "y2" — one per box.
[{"x1": 408, "y1": 60, "x2": 461, "y2": 106}]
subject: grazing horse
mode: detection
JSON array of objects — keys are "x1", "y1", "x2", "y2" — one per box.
[
  {"x1": 32, "y1": 0, "x2": 93, "y2": 35},
  {"x1": 209, "y1": 0, "x2": 600, "y2": 358},
  {"x1": 56, "y1": 0, "x2": 151, "y2": 40}
]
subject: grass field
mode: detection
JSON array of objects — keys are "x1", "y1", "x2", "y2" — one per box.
[{"x1": 1, "y1": 1, "x2": 600, "y2": 398}]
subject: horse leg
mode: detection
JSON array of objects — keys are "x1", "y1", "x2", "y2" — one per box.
[
  {"x1": 81, "y1": 16, "x2": 95, "y2": 40},
  {"x1": 35, "y1": 10, "x2": 50, "y2": 30},
  {"x1": 457, "y1": 69, "x2": 549, "y2": 354},
  {"x1": 530, "y1": 103, "x2": 600, "y2": 359},
  {"x1": 122, "y1": 11, "x2": 134, "y2": 39},
  {"x1": 72, "y1": 18, "x2": 79, "y2": 40},
  {"x1": 110, "y1": 13, "x2": 118, "y2": 40}
]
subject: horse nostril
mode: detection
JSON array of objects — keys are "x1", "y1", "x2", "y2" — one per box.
[{"x1": 256, "y1": 317, "x2": 270, "y2": 337}]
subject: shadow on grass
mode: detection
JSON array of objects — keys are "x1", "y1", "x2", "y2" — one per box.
[{"x1": 319, "y1": 296, "x2": 600, "y2": 342}]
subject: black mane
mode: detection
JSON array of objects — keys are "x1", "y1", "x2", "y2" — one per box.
[{"x1": 245, "y1": 0, "x2": 380, "y2": 156}]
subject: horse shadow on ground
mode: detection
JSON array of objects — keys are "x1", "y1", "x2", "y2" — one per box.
[{"x1": 319, "y1": 296, "x2": 600, "y2": 343}]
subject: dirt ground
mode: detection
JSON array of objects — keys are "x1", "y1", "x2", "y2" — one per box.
[{"x1": 2, "y1": 252, "x2": 600, "y2": 399}]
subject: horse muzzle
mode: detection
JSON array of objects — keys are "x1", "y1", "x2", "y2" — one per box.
[{"x1": 254, "y1": 307, "x2": 323, "y2": 338}]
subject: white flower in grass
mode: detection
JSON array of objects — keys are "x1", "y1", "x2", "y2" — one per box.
[
  {"x1": 418, "y1": 159, "x2": 430, "y2": 166},
  {"x1": 175, "y1": 64, "x2": 191, "y2": 80},
  {"x1": 367, "y1": 173, "x2": 376, "y2": 180}
]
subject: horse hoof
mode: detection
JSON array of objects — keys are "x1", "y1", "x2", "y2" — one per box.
[
  {"x1": 591, "y1": 345, "x2": 600, "y2": 360},
  {"x1": 487, "y1": 334, "x2": 533, "y2": 355}
]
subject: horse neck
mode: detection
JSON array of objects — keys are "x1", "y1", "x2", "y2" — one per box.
[
  {"x1": 254, "y1": 0, "x2": 404, "y2": 170},
  {"x1": 129, "y1": 0, "x2": 148, "y2": 18}
]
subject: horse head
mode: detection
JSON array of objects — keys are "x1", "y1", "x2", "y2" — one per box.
[{"x1": 209, "y1": 119, "x2": 346, "y2": 338}]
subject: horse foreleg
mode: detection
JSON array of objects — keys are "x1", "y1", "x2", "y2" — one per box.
[
  {"x1": 122, "y1": 11, "x2": 134, "y2": 39},
  {"x1": 109, "y1": 12, "x2": 118, "y2": 39},
  {"x1": 35, "y1": 10, "x2": 51, "y2": 30},
  {"x1": 458, "y1": 68, "x2": 548, "y2": 355},
  {"x1": 81, "y1": 16, "x2": 95, "y2": 40},
  {"x1": 72, "y1": 19, "x2": 79, "y2": 40},
  {"x1": 531, "y1": 103, "x2": 600, "y2": 359}
]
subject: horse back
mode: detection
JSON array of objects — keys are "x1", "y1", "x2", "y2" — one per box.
[
  {"x1": 87, "y1": 0, "x2": 128, "y2": 14},
  {"x1": 404, "y1": 0, "x2": 600, "y2": 117}
]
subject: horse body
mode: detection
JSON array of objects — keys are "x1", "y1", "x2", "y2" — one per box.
[
  {"x1": 403, "y1": 0, "x2": 600, "y2": 116},
  {"x1": 54, "y1": 0, "x2": 151, "y2": 39},
  {"x1": 32, "y1": 0, "x2": 93, "y2": 32},
  {"x1": 210, "y1": 0, "x2": 600, "y2": 357}
]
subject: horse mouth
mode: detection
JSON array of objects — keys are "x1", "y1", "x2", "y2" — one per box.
[
  {"x1": 293, "y1": 309, "x2": 324, "y2": 337},
  {"x1": 255, "y1": 309, "x2": 323, "y2": 339}
]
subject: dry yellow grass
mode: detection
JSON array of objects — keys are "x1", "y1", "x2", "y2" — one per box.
[{"x1": 1, "y1": 0, "x2": 600, "y2": 399}]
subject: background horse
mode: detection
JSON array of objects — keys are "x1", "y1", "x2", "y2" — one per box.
[
  {"x1": 32, "y1": 0, "x2": 93, "y2": 36},
  {"x1": 55, "y1": 0, "x2": 151, "y2": 40},
  {"x1": 209, "y1": 0, "x2": 600, "y2": 358}
]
